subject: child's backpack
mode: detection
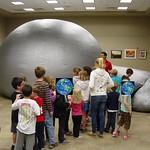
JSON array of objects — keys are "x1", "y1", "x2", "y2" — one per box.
[{"x1": 53, "y1": 95, "x2": 68, "y2": 118}]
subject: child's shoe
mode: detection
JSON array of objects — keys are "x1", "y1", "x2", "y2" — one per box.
[
  {"x1": 123, "y1": 135, "x2": 129, "y2": 140},
  {"x1": 88, "y1": 132, "x2": 96, "y2": 136},
  {"x1": 112, "y1": 130, "x2": 120, "y2": 137}
]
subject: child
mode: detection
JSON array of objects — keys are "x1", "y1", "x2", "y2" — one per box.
[
  {"x1": 34, "y1": 66, "x2": 57, "y2": 149},
  {"x1": 43, "y1": 76, "x2": 56, "y2": 113},
  {"x1": 12, "y1": 84, "x2": 40, "y2": 150},
  {"x1": 74, "y1": 70, "x2": 90, "y2": 132},
  {"x1": 109, "y1": 69, "x2": 122, "y2": 94},
  {"x1": 44, "y1": 76, "x2": 56, "y2": 128},
  {"x1": 112, "y1": 76, "x2": 134, "y2": 140},
  {"x1": 10, "y1": 77, "x2": 25, "y2": 150},
  {"x1": 105, "y1": 84, "x2": 119, "y2": 133},
  {"x1": 32, "y1": 86, "x2": 45, "y2": 150},
  {"x1": 72, "y1": 67, "x2": 81, "y2": 85},
  {"x1": 54, "y1": 95, "x2": 68, "y2": 143},
  {"x1": 71, "y1": 90, "x2": 83, "y2": 138},
  {"x1": 122, "y1": 68, "x2": 134, "y2": 80}
]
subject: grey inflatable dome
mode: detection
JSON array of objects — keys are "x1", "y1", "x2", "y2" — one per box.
[
  {"x1": 0, "y1": 19, "x2": 100, "y2": 97},
  {"x1": 133, "y1": 78, "x2": 150, "y2": 112}
]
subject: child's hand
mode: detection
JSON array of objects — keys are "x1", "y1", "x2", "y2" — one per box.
[
  {"x1": 52, "y1": 90, "x2": 56, "y2": 96},
  {"x1": 49, "y1": 111, "x2": 53, "y2": 117},
  {"x1": 16, "y1": 94, "x2": 22, "y2": 100},
  {"x1": 129, "y1": 109, "x2": 132, "y2": 116}
]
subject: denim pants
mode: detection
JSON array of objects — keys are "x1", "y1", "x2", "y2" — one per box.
[
  {"x1": 45, "y1": 112, "x2": 55, "y2": 145},
  {"x1": 91, "y1": 95, "x2": 107, "y2": 134}
]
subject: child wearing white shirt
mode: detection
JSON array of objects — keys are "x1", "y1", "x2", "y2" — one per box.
[{"x1": 12, "y1": 84, "x2": 40, "y2": 150}]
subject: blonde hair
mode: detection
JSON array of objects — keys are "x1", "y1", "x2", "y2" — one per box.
[
  {"x1": 32, "y1": 86, "x2": 40, "y2": 95},
  {"x1": 72, "y1": 90, "x2": 82, "y2": 104},
  {"x1": 43, "y1": 76, "x2": 55, "y2": 90},
  {"x1": 110, "y1": 69, "x2": 118, "y2": 76},
  {"x1": 73, "y1": 67, "x2": 81, "y2": 76},
  {"x1": 79, "y1": 71, "x2": 88, "y2": 81},
  {"x1": 95, "y1": 58, "x2": 104, "y2": 68}
]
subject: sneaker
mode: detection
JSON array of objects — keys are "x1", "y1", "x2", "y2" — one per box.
[
  {"x1": 112, "y1": 131, "x2": 120, "y2": 137},
  {"x1": 65, "y1": 131, "x2": 72, "y2": 136},
  {"x1": 49, "y1": 142, "x2": 58, "y2": 149},
  {"x1": 74, "y1": 135, "x2": 82, "y2": 139},
  {"x1": 59, "y1": 140, "x2": 69, "y2": 144},
  {"x1": 52, "y1": 142, "x2": 58, "y2": 147},
  {"x1": 88, "y1": 132, "x2": 96, "y2": 136},
  {"x1": 97, "y1": 133, "x2": 104, "y2": 138},
  {"x1": 123, "y1": 135, "x2": 128, "y2": 140},
  {"x1": 49, "y1": 145, "x2": 55, "y2": 149}
]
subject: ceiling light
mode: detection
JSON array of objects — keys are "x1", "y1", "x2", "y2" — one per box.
[
  {"x1": 117, "y1": 7, "x2": 128, "y2": 10},
  {"x1": 120, "y1": 0, "x2": 132, "y2": 3},
  {"x1": 86, "y1": 7, "x2": 95, "y2": 10},
  {"x1": 11, "y1": 2, "x2": 24, "y2": 5},
  {"x1": 54, "y1": 7, "x2": 64, "y2": 10},
  {"x1": 23, "y1": 8, "x2": 35, "y2": 11},
  {"x1": 83, "y1": 0, "x2": 94, "y2": 3},
  {"x1": 46, "y1": 0, "x2": 58, "y2": 4}
]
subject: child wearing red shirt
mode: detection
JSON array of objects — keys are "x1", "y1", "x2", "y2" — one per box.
[{"x1": 32, "y1": 86, "x2": 45, "y2": 150}]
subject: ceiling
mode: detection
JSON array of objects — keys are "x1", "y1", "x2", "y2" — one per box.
[{"x1": 0, "y1": 0, "x2": 150, "y2": 17}]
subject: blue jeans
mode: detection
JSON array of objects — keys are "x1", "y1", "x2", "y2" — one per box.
[
  {"x1": 45, "y1": 112, "x2": 55, "y2": 145},
  {"x1": 91, "y1": 95, "x2": 106, "y2": 134}
]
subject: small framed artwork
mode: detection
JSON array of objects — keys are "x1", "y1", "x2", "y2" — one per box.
[
  {"x1": 138, "y1": 50, "x2": 147, "y2": 59},
  {"x1": 111, "y1": 50, "x2": 122, "y2": 59},
  {"x1": 124, "y1": 49, "x2": 136, "y2": 59}
]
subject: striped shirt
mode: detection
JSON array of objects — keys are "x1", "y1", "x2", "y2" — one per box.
[{"x1": 34, "y1": 80, "x2": 52, "y2": 114}]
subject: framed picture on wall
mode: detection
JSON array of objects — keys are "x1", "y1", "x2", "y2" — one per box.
[
  {"x1": 124, "y1": 49, "x2": 136, "y2": 59},
  {"x1": 138, "y1": 50, "x2": 147, "y2": 59},
  {"x1": 111, "y1": 50, "x2": 122, "y2": 59}
]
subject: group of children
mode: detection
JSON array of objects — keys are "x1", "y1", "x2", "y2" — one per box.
[{"x1": 10, "y1": 61, "x2": 134, "y2": 150}]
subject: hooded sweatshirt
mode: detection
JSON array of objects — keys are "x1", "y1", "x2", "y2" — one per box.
[
  {"x1": 73, "y1": 76, "x2": 80, "y2": 85},
  {"x1": 89, "y1": 68, "x2": 114, "y2": 96},
  {"x1": 74, "y1": 80, "x2": 90, "y2": 102}
]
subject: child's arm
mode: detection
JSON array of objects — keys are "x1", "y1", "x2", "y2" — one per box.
[
  {"x1": 12, "y1": 100, "x2": 19, "y2": 110},
  {"x1": 33, "y1": 101, "x2": 40, "y2": 116},
  {"x1": 123, "y1": 96, "x2": 132, "y2": 114},
  {"x1": 11, "y1": 94, "x2": 22, "y2": 110},
  {"x1": 89, "y1": 72, "x2": 95, "y2": 89}
]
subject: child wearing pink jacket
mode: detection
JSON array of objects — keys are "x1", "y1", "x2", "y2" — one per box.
[{"x1": 71, "y1": 90, "x2": 83, "y2": 138}]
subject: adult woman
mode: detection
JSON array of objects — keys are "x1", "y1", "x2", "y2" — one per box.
[{"x1": 89, "y1": 58, "x2": 114, "y2": 137}]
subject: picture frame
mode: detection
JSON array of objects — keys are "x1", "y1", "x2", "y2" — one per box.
[
  {"x1": 124, "y1": 49, "x2": 136, "y2": 59},
  {"x1": 138, "y1": 50, "x2": 147, "y2": 59},
  {"x1": 111, "y1": 50, "x2": 122, "y2": 59}
]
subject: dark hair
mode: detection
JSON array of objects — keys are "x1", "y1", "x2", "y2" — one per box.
[
  {"x1": 101, "y1": 51, "x2": 107, "y2": 57},
  {"x1": 35, "y1": 66, "x2": 46, "y2": 78},
  {"x1": 11, "y1": 77, "x2": 24, "y2": 89},
  {"x1": 126, "y1": 68, "x2": 133, "y2": 75},
  {"x1": 122, "y1": 75, "x2": 129, "y2": 81},
  {"x1": 83, "y1": 66, "x2": 92, "y2": 77},
  {"x1": 22, "y1": 84, "x2": 32, "y2": 97}
]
